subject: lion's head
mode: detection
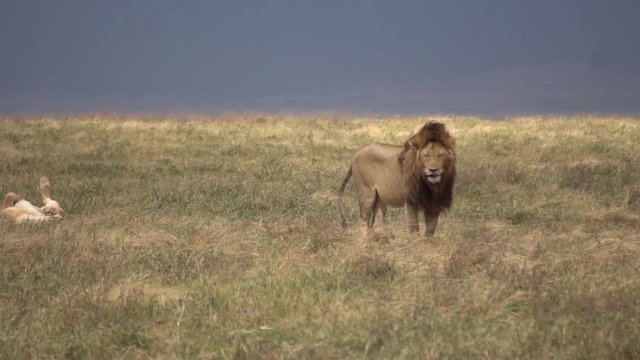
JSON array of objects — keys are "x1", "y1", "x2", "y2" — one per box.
[
  {"x1": 400, "y1": 121, "x2": 456, "y2": 213},
  {"x1": 418, "y1": 141, "x2": 454, "y2": 184},
  {"x1": 2, "y1": 192, "x2": 22, "y2": 209}
]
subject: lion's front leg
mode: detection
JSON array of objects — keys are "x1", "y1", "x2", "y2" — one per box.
[
  {"x1": 404, "y1": 202, "x2": 420, "y2": 234},
  {"x1": 424, "y1": 211, "x2": 440, "y2": 238}
]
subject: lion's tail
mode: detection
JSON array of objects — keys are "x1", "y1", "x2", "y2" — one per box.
[
  {"x1": 39, "y1": 177, "x2": 52, "y2": 203},
  {"x1": 338, "y1": 166, "x2": 352, "y2": 228}
]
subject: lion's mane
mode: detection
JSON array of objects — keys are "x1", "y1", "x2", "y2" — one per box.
[{"x1": 399, "y1": 122, "x2": 456, "y2": 214}]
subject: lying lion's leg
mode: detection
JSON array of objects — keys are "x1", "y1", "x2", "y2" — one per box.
[
  {"x1": 40, "y1": 177, "x2": 52, "y2": 203},
  {"x1": 404, "y1": 203, "x2": 420, "y2": 234},
  {"x1": 424, "y1": 211, "x2": 439, "y2": 237},
  {"x1": 39, "y1": 177, "x2": 65, "y2": 217}
]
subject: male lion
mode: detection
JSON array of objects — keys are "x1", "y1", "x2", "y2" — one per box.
[
  {"x1": 1, "y1": 177, "x2": 65, "y2": 224},
  {"x1": 338, "y1": 121, "x2": 456, "y2": 237}
]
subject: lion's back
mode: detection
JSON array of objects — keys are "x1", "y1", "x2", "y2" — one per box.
[{"x1": 352, "y1": 143, "x2": 402, "y2": 164}]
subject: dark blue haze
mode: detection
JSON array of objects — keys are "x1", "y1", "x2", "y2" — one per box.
[{"x1": 1, "y1": 0, "x2": 639, "y2": 116}]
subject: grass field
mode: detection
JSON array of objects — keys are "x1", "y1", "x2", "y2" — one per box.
[{"x1": 1, "y1": 114, "x2": 639, "y2": 359}]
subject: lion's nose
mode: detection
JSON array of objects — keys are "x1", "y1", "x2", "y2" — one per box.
[{"x1": 428, "y1": 168, "x2": 439, "y2": 173}]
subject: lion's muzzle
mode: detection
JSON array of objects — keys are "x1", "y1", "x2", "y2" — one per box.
[{"x1": 425, "y1": 169, "x2": 442, "y2": 184}]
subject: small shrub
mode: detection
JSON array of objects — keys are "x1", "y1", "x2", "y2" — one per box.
[
  {"x1": 350, "y1": 255, "x2": 396, "y2": 282},
  {"x1": 628, "y1": 190, "x2": 640, "y2": 212}
]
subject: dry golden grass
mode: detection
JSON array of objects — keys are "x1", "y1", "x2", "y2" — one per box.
[{"x1": 1, "y1": 113, "x2": 639, "y2": 359}]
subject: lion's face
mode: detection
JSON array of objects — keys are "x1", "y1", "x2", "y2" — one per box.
[
  {"x1": 418, "y1": 142, "x2": 452, "y2": 184},
  {"x1": 2, "y1": 192, "x2": 22, "y2": 209}
]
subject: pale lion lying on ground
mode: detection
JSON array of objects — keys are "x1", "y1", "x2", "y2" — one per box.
[{"x1": 1, "y1": 177, "x2": 65, "y2": 224}]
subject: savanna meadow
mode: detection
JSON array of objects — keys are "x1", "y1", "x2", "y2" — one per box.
[{"x1": 1, "y1": 114, "x2": 639, "y2": 359}]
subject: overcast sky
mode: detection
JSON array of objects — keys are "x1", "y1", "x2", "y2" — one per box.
[{"x1": 1, "y1": 0, "x2": 640, "y2": 116}]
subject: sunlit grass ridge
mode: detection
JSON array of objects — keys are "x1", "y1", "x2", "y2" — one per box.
[{"x1": 1, "y1": 114, "x2": 639, "y2": 358}]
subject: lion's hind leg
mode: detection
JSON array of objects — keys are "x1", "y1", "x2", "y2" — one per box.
[
  {"x1": 40, "y1": 177, "x2": 52, "y2": 202},
  {"x1": 404, "y1": 203, "x2": 420, "y2": 234},
  {"x1": 357, "y1": 188, "x2": 378, "y2": 228},
  {"x1": 373, "y1": 197, "x2": 387, "y2": 226},
  {"x1": 364, "y1": 190, "x2": 387, "y2": 228},
  {"x1": 39, "y1": 177, "x2": 65, "y2": 217}
]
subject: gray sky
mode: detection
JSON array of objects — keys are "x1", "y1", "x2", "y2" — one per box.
[{"x1": 2, "y1": 0, "x2": 640, "y2": 116}]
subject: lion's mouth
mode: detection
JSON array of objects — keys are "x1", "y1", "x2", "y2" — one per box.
[{"x1": 425, "y1": 172, "x2": 442, "y2": 184}]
